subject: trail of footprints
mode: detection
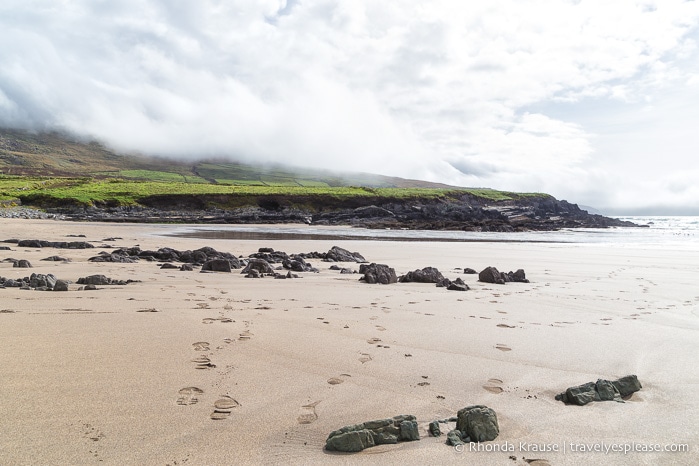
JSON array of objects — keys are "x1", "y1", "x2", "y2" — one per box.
[{"x1": 176, "y1": 313, "x2": 254, "y2": 420}]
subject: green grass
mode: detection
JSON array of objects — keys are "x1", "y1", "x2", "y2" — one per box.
[{"x1": 0, "y1": 174, "x2": 549, "y2": 209}]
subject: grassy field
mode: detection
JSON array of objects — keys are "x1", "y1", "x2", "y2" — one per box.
[{"x1": 0, "y1": 175, "x2": 548, "y2": 208}]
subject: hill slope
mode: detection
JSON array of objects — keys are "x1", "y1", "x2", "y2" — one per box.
[{"x1": 0, "y1": 128, "x2": 454, "y2": 189}]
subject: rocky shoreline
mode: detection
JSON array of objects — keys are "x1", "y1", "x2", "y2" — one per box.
[{"x1": 5, "y1": 194, "x2": 639, "y2": 231}]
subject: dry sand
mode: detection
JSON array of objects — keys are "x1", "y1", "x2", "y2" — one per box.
[{"x1": 0, "y1": 219, "x2": 697, "y2": 465}]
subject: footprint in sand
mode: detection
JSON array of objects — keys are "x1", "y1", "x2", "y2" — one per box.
[
  {"x1": 375, "y1": 325, "x2": 387, "y2": 331},
  {"x1": 238, "y1": 330, "x2": 253, "y2": 341},
  {"x1": 495, "y1": 344, "x2": 512, "y2": 352},
  {"x1": 297, "y1": 401, "x2": 320, "y2": 424},
  {"x1": 192, "y1": 355, "x2": 216, "y2": 369},
  {"x1": 327, "y1": 374, "x2": 351, "y2": 385},
  {"x1": 177, "y1": 387, "x2": 204, "y2": 405},
  {"x1": 210, "y1": 396, "x2": 240, "y2": 420},
  {"x1": 497, "y1": 324, "x2": 516, "y2": 329},
  {"x1": 358, "y1": 352, "x2": 373, "y2": 364},
  {"x1": 525, "y1": 460, "x2": 551, "y2": 466},
  {"x1": 483, "y1": 378, "x2": 504, "y2": 394},
  {"x1": 367, "y1": 337, "x2": 382, "y2": 345},
  {"x1": 192, "y1": 342, "x2": 210, "y2": 351}
]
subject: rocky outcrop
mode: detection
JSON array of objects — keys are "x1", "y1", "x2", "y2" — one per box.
[
  {"x1": 16, "y1": 239, "x2": 94, "y2": 249},
  {"x1": 325, "y1": 415, "x2": 419, "y2": 452},
  {"x1": 241, "y1": 258, "x2": 275, "y2": 275},
  {"x1": 555, "y1": 375, "x2": 642, "y2": 405},
  {"x1": 359, "y1": 263, "x2": 397, "y2": 284},
  {"x1": 201, "y1": 259, "x2": 232, "y2": 273},
  {"x1": 456, "y1": 405, "x2": 500, "y2": 442}
]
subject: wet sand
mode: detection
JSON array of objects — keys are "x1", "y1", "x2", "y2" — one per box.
[{"x1": 0, "y1": 219, "x2": 697, "y2": 465}]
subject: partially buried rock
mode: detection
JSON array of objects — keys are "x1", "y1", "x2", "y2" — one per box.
[
  {"x1": 447, "y1": 278, "x2": 469, "y2": 291},
  {"x1": 463, "y1": 268, "x2": 477, "y2": 274},
  {"x1": 13, "y1": 259, "x2": 32, "y2": 268},
  {"x1": 456, "y1": 405, "x2": 499, "y2": 442},
  {"x1": 555, "y1": 375, "x2": 641, "y2": 405},
  {"x1": 429, "y1": 421, "x2": 442, "y2": 437},
  {"x1": 359, "y1": 263, "x2": 397, "y2": 285},
  {"x1": 325, "y1": 415, "x2": 419, "y2": 453},
  {"x1": 77, "y1": 275, "x2": 112, "y2": 286},
  {"x1": 180, "y1": 264, "x2": 194, "y2": 271}
]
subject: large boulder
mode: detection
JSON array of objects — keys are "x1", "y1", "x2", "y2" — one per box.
[
  {"x1": 325, "y1": 246, "x2": 367, "y2": 263},
  {"x1": 478, "y1": 266, "x2": 504, "y2": 284},
  {"x1": 399, "y1": 267, "x2": 445, "y2": 283},
  {"x1": 456, "y1": 405, "x2": 499, "y2": 442},
  {"x1": 201, "y1": 259, "x2": 232, "y2": 273},
  {"x1": 359, "y1": 263, "x2": 397, "y2": 284},
  {"x1": 53, "y1": 280, "x2": 69, "y2": 291}
]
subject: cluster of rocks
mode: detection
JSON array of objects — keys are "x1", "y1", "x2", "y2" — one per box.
[
  {"x1": 555, "y1": 375, "x2": 642, "y2": 406},
  {"x1": 325, "y1": 405, "x2": 500, "y2": 453},
  {"x1": 3, "y1": 239, "x2": 94, "y2": 249},
  {"x1": 399, "y1": 266, "x2": 470, "y2": 291},
  {"x1": 0, "y1": 273, "x2": 138, "y2": 291},
  {"x1": 478, "y1": 266, "x2": 529, "y2": 284},
  {"x1": 325, "y1": 415, "x2": 420, "y2": 452}
]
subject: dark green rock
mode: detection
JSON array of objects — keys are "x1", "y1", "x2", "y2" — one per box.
[
  {"x1": 429, "y1": 421, "x2": 441, "y2": 437},
  {"x1": 446, "y1": 429, "x2": 464, "y2": 446},
  {"x1": 596, "y1": 379, "x2": 621, "y2": 401},
  {"x1": 456, "y1": 405, "x2": 499, "y2": 442},
  {"x1": 613, "y1": 375, "x2": 642, "y2": 398},
  {"x1": 565, "y1": 382, "x2": 598, "y2": 406},
  {"x1": 325, "y1": 430, "x2": 375, "y2": 452},
  {"x1": 399, "y1": 420, "x2": 419, "y2": 441}
]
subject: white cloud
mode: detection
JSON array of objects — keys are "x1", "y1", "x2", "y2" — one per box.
[{"x1": 1, "y1": 0, "x2": 699, "y2": 212}]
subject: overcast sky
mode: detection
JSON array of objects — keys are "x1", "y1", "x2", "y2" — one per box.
[{"x1": 2, "y1": 1, "x2": 698, "y2": 214}]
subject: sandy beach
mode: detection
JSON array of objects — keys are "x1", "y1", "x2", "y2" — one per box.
[{"x1": 0, "y1": 219, "x2": 697, "y2": 465}]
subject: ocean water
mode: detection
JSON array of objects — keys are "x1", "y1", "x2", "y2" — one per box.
[{"x1": 170, "y1": 216, "x2": 699, "y2": 249}]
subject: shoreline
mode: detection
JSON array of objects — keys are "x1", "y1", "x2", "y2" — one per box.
[{"x1": 1, "y1": 219, "x2": 697, "y2": 465}]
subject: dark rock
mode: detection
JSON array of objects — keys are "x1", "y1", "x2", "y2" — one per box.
[
  {"x1": 612, "y1": 375, "x2": 642, "y2": 398},
  {"x1": 13, "y1": 259, "x2": 32, "y2": 268},
  {"x1": 329, "y1": 265, "x2": 341, "y2": 270},
  {"x1": 456, "y1": 405, "x2": 499, "y2": 442},
  {"x1": 83, "y1": 284, "x2": 98, "y2": 291},
  {"x1": 556, "y1": 375, "x2": 641, "y2": 405},
  {"x1": 479, "y1": 266, "x2": 504, "y2": 284},
  {"x1": 77, "y1": 275, "x2": 112, "y2": 286},
  {"x1": 325, "y1": 415, "x2": 419, "y2": 452},
  {"x1": 463, "y1": 268, "x2": 477, "y2": 274},
  {"x1": 340, "y1": 268, "x2": 354, "y2": 274},
  {"x1": 596, "y1": 379, "x2": 621, "y2": 401},
  {"x1": 447, "y1": 278, "x2": 469, "y2": 291},
  {"x1": 41, "y1": 256, "x2": 69, "y2": 262},
  {"x1": 53, "y1": 280, "x2": 69, "y2": 291},
  {"x1": 435, "y1": 278, "x2": 451, "y2": 288},
  {"x1": 399, "y1": 267, "x2": 445, "y2": 283},
  {"x1": 180, "y1": 264, "x2": 194, "y2": 271},
  {"x1": 429, "y1": 421, "x2": 442, "y2": 437},
  {"x1": 326, "y1": 430, "x2": 375, "y2": 453},
  {"x1": 89, "y1": 253, "x2": 137, "y2": 263},
  {"x1": 160, "y1": 263, "x2": 179, "y2": 269},
  {"x1": 245, "y1": 270, "x2": 261, "y2": 278},
  {"x1": 509, "y1": 269, "x2": 529, "y2": 283},
  {"x1": 564, "y1": 382, "x2": 599, "y2": 406},
  {"x1": 325, "y1": 246, "x2": 367, "y2": 263},
  {"x1": 201, "y1": 259, "x2": 232, "y2": 273},
  {"x1": 241, "y1": 258, "x2": 275, "y2": 275},
  {"x1": 258, "y1": 247, "x2": 274, "y2": 253},
  {"x1": 359, "y1": 263, "x2": 397, "y2": 285},
  {"x1": 446, "y1": 429, "x2": 464, "y2": 446}
]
